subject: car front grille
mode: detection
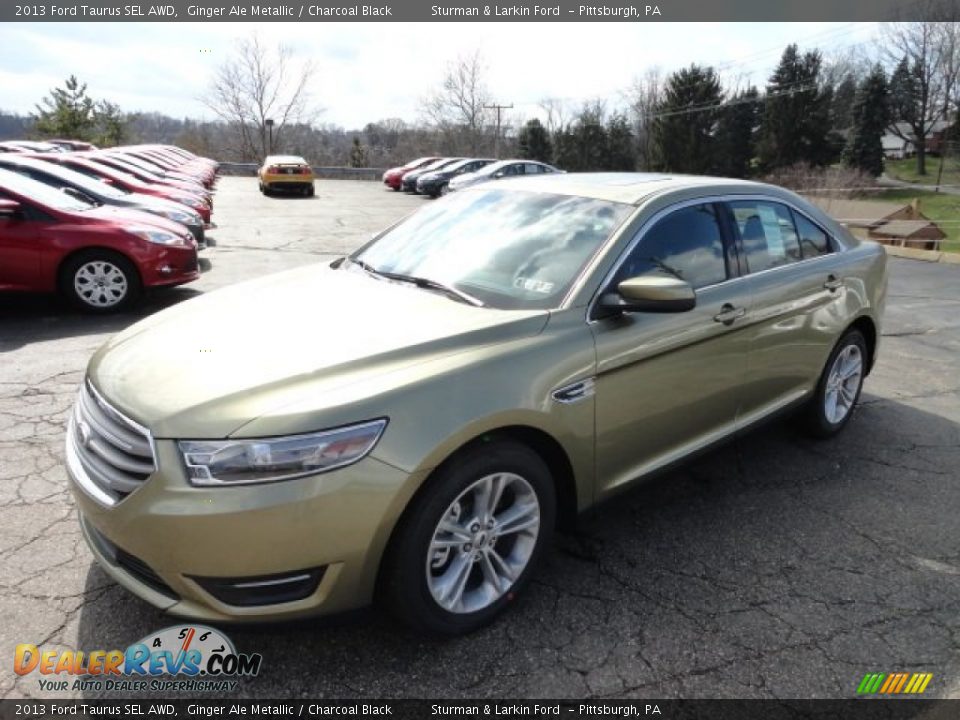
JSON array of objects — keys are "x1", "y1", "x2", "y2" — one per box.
[{"x1": 67, "y1": 382, "x2": 155, "y2": 505}]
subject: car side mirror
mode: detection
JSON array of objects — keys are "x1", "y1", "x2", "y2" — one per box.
[
  {"x1": 0, "y1": 199, "x2": 21, "y2": 217},
  {"x1": 599, "y1": 275, "x2": 696, "y2": 313}
]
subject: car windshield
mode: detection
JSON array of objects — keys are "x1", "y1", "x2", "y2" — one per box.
[
  {"x1": 0, "y1": 169, "x2": 95, "y2": 212},
  {"x1": 32, "y1": 161, "x2": 129, "y2": 199},
  {"x1": 351, "y1": 188, "x2": 633, "y2": 310},
  {"x1": 79, "y1": 161, "x2": 141, "y2": 187}
]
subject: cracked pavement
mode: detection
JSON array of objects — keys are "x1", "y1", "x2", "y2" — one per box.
[{"x1": 1, "y1": 178, "x2": 958, "y2": 700}]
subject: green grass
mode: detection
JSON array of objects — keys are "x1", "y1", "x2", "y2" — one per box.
[
  {"x1": 861, "y1": 188, "x2": 960, "y2": 253},
  {"x1": 885, "y1": 157, "x2": 960, "y2": 188}
]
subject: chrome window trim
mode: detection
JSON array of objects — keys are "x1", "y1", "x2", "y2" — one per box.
[{"x1": 581, "y1": 193, "x2": 847, "y2": 322}]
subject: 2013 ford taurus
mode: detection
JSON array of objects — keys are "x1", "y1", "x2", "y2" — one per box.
[{"x1": 67, "y1": 173, "x2": 887, "y2": 634}]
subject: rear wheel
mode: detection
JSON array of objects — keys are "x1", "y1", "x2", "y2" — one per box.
[
  {"x1": 381, "y1": 440, "x2": 555, "y2": 635},
  {"x1": 440, "y1": 183, "x2": 450, "y2": 196},
  {"x1": 306, "y1": 186, "x2": 315, "y2": 197},
  {"x1": 802, "y1": 329, "x2": 867, "y2": 437},
  {"x1": 60, "y1": 250, "x2": 141, "y2": 313}
]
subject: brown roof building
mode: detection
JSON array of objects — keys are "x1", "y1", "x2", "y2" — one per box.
[{"x1": 809, "y1": 196, "x2": 946, "y2": 251}]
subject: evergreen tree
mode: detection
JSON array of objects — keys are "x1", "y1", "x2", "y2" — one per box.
[
  {"x1": 517, "y1": 118, "x2": 553, "y2": 163},
  {"x1": 603, "y1": 113, "x2": 636, "y2": 171},
  {"x1": 34, "y1": 75, "x2": 96, "y2": 141},
  {"x1": 831, "y1": 74, "x2": 858, "y2": 131},
  {"x1": 348, "y1": 137, "x2": 368, "y2": 167},
  {"x1": 715, "y1": 87, "x2": 759, "y2": 178},
  {"x1": 843, "y1": 65, "x2": 890, "y2": 177},
  {"x1": 93, "y1": 101, "x2": 129, "y2": 147},
  {"x1": 758, "y1": 45, "x2": 833, "y2": 169},
  {"x1": 653, "y1": 64, "x2": 723, "y2": 174},
  {"x1": 551, "y1": 103, "x2": 609, "y2": 171}
]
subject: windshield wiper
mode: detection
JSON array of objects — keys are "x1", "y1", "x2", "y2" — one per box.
[{"x1": 347, "y1": 258, "x2": 484, "y2": 307}]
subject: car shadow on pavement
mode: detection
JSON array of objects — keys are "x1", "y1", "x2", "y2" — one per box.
[
  {"x1": 0, "y1": 287, "x2": 204, "y2": 352},
  {"x1": 73, "y1": 394, "x2": 960, "y2": 699}
]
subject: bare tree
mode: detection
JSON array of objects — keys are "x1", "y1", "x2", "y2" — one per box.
[
  {"x1": 422, "y1": 50, "x2": 492, "y2": 154},
  {"x1": 204, "y1": 34, "x2": 319, "y2": 161},
  {"x1": 623, "y1": 67, "x2": 664, "y2": 170},
  {"x1": 883, "y1": 2, "x2": 960, "y2": 174},
  {"x1": 538, "y1": 97, "x2": 572, "y2": 136}
]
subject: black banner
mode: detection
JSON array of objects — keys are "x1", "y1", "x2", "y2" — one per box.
[
  {"x1": 0, "y1": 0, "x2": 950, "y2": 23},
  {"x1": 1, "y1": 700, "x2": 960, "y2": 720}
]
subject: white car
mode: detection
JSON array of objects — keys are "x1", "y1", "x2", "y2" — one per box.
[{"x1": 447, "y1": 159, "x2": 562, "y2": 192}]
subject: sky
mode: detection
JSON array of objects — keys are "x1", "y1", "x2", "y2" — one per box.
[{"x1": 0, "y1": 22, "x2": 880, "y2": 130}]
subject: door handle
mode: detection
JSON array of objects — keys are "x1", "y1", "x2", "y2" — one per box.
[
  {"x1": 713, "y1": 303, "x2": 746, "y2": 325},
  {"x1": 823, "y1": 274, "x2": 843, "y2": 292}
]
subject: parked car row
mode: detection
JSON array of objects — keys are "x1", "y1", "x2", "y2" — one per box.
[
  {"x1": 383, "y1": 156, "x2": 563, "y2": 197},
  {"x1": 0, "y1": 143, "x2": 217, "y2": 312}
]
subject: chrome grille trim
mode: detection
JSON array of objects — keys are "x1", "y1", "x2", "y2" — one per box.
[{"x1": 67, "y1": 382, "x2": 156, "y2": 505}]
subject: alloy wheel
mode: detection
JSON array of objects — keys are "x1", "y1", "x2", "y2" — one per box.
[
  {"x1": 824, "y1": 344, "x2": 863, "y2": 424},
  {"x1": 426, "y1": 472, "x2": 540, "y2": 614}
]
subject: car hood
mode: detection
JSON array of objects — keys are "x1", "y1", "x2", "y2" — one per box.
[
  {"x1": 126, "y1": 193, "x2": 203, "y2": 226},
  {"x1": 88, "y1": 264, "x2": 549, "y2": 438},
  {"x1": 84, "y1": 205, "x2": 194, "y2": 237},
  {"x1": 450, "y1": 174, "x2": 484, "y2": 189}
]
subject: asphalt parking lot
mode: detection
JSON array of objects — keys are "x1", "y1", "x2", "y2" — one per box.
[{"x1": 1, "y1": 177, "x2": 958, "y2": 700}]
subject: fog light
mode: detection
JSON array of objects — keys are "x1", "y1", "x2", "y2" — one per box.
[{"x1": 190, "y1": 567, "x2": 326, "y2": 607}]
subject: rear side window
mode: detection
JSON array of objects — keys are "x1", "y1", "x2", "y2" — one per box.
[
  {"x1": 793, "y1": 211, "x2": 832, "y2": 258},
  {"x1": 615, "y1": 203, "x2": 728, "y2": 289},
  {"x1": 728, "y1": 200, "x2": 802, "y2": 273}
]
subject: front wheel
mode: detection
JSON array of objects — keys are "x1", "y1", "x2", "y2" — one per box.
[
  {"x1": 381, "y1": 440, "x2": 555, "y2": 635},
  {"x1": 802, "y1": 329, "x2": 867, "y2": 437},
  {"x1": 60, "y1": 251, "x2": 141, "y2": 313}
]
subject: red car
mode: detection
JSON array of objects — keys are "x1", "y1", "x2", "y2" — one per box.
[
  {"x1": 36, "y1": 155, "x2": 212, "y2": 225},
  {"x1": 0, "y1": 168, "x2": 199, "y2": 312},
  {"x1": 382, "y1": 156, "x2": 440, "y2": 191}
]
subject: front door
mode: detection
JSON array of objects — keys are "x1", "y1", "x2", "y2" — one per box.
[
  {"x1": 591, "y1": 201, "x2": 752, "y2": 498},
  {"x1": 0, "y1": 193, "x2": 41, "y2": 291}
]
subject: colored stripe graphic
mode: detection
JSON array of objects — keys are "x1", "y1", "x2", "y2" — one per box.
[{"x1": 857, "y1": 672, "x2": 932, "y2": 694}]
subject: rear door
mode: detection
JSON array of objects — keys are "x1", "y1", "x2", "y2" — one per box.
[{"x1": 724, "y1": 198, "x2": 849, "y2": 422}]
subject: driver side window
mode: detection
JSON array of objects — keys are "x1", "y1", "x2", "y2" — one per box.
[{"x1": 615, "y1": 203, "x2": 728, "y2": 290}]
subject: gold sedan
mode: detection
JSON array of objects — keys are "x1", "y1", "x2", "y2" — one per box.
[{"x1": 66, "y1": 173, "x2": 887, "y2": 634}]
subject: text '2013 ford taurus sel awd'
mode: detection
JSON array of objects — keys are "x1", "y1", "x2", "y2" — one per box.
[{"x1": 66, "y1": 173, "x2": 887, "y2": 634}]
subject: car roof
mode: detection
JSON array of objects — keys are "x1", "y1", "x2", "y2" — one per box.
[
  {"x1": 263, "y1": 155, "x2": 309, "y2": 165},
  {"x1": 485, "y1": 172, "x2": 780, "y2": 205}
]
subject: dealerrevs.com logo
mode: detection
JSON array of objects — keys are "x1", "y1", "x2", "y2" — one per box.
[{"x1": 14, "y1": 625, "x2": 262, "y2": 693}]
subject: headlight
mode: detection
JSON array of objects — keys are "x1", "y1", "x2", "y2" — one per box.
[
  {"x1": 179, "y1": 419, "x2": 388, "y2": 486},
  {"x1": 128, "y1": 226, "x2": 185, "y2": 246},
  {"x1": 176, "y1": 195, "x2": 204, "y2": 210},
  {"x1": 153, "y1": 208, "x2": 198, "y2": 226}
]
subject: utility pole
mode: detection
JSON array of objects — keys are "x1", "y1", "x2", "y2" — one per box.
[{"x1": 484, "y1": 102, "x2": 513, "y2": 158}]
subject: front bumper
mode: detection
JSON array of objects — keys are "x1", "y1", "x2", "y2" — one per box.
[
  {"x1": 68, "y1": 435, "x2": 421, "y2": 621},
  {"x1": 188, "y1": 224, "x2": 206, "y2": 249},
  {"x1": 141, "y1": 246, "x2": 200, "y2": 288}
]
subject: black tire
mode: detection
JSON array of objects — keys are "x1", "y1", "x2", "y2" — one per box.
[
  {"x1": 381, "y1": 440, "x2": 556, "y2": 635},
  {"x1": 307, "y1": 186, "x2": 315, "y2": 197},
  {"x1": 59, "y1": 250, "x2": 142, "y2": 313},
  {"x1": 801, "y1": 329, "x2": 868, "y2": 438},
  {"x1": 258, "y1": 183, "x2": 265, "y2": 194}
]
